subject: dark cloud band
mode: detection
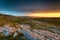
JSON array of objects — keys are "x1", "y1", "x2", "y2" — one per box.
[{"x1": 0, "y1": 0, "x2": 60, "y2": 12}]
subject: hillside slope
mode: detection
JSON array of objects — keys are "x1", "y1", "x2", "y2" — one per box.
[
  {"x1": 0, "y1": 14, "x2": 60, "y2": 40},
  {"x1": 0, "y1": 14, "x2": 32, "y2": 26},
  {"x1": 33, "y1": 18, "x2": 60, "y2": 26},
  {"x1": 0, "y1": 14, "x2": 60, "y2": 27}
]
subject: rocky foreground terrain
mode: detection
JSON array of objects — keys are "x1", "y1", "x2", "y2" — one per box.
[{"x1": 0, "y1": 24, "x2": 60, "y2": 40}]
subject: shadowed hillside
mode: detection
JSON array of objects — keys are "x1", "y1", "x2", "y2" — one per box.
[{"x1": 33, "y1": 18, "x2": 60, "y2": 26}]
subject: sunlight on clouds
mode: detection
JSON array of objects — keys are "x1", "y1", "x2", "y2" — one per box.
[{"x1": 27, "y1": 13, "x2": 60, "y2": 18}]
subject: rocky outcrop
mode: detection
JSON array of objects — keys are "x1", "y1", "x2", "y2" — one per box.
[{"x1": 0, "y1": 24, "x2": 60, "y2": 40}]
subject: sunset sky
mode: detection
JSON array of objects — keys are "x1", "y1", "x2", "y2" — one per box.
[
  {"x1": 0, "y1": 11, "x2": 60, "y2": 17},
  {"x1": 0, "y1": 0, "x2": 60, "y2": 17},
  {"x1": 27, "y1": 13, "x2": 60, "y2": 17}
]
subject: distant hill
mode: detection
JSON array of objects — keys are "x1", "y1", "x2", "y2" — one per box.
[
  {"x1": 0, "y1": 14, "x2": 60, "y2": 27},
  {"x1": 0, "y1": 14, "x2": 32, "y2": 26}
]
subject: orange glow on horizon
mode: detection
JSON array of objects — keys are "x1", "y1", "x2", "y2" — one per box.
[{"x1": 27, "y1": 13, "x2": 60, "y2": 18}]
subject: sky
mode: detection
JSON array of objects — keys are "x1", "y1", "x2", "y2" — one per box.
[
  {"x1": 0, "y1": 11, "x2": 27, "y2": 16},
  {"x1": 27, "y1": 13, "x2": 60, "y2": 18},
  {"x1": 0, "y1": 0, "x2": 60, "y2": 17}
]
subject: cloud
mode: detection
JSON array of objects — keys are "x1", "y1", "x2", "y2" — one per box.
[{"x1": 0, "y1": 0, "x2": 60, "y2": 12}]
